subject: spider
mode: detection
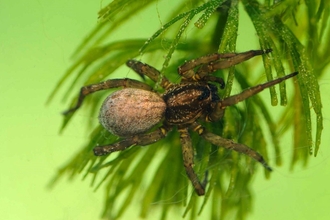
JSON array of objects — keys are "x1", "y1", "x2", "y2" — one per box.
[{"x1": 64, "y1": 49, "x2": 298, "y2": 196}]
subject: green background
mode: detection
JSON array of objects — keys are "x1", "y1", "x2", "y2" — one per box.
[{"x1": 1, "y1": 1, "x2": 329, "y2": 219}]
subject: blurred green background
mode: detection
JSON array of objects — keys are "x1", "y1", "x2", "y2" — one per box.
[{"x1": 1, "y1": 1, "x2": 329, "y2": 219}]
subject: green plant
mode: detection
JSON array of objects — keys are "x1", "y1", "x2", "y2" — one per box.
[{"x1": 48, "y1": 0, "x2": 329, "y2": 219}]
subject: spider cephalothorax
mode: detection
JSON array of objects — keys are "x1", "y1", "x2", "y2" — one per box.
[
  {"x1": 64, "y1": 49, "x2": 298, "y2": 196},
  {"x1": 164, "y1": 82, "x2": 220, "y2": 125}
]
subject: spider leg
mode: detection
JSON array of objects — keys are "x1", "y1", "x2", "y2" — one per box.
[
  {"x1": 179, "y1": 53, "x2": 241, "y2": 76},
  {"x1": 197, "y1": 49, "x2": 272, "y2": 77},
  {"x1": 191, "y1": 122, "x2": 272, "y2": 171},
  {"x1": 126, "y1": 60, "x2": 172, "y2": 89},
  {"x1": 209, "y1": 72, "x2": 298, "y2": 121},
  {"x1": 178, "y1": 49, "x2": 272, "y2": 80},
  {"x1": 63, "y1": 78, "x2": 152, "y2": 115},
  {"x1": 179, "y1": 127, "x2": 206, "y2": 196},
  {"x1": 93, "y1": 126, "x2": 169, "y2": 156}
]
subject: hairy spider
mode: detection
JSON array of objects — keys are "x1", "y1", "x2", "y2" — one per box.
[{"x1": 64, "y1": 49, "x2": 298, "y2": 196}]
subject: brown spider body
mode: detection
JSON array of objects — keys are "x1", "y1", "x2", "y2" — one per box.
[
  {"x1": 64, "y1": 49, "x2": 298, "y2": 196},
  {"x1": 163, "y1": 82, "x2": 219, "y2": 126}
]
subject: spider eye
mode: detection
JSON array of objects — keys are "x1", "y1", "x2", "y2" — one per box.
[
  {"x1": 198, "y1": 89, "x2": 210, "y2": 100},
  {"x1": 207, "y1": 84, "x2": 217, "y2": 91},
  {"x1": 208, "y1": 84, "x2": 220, "y2": 101}
]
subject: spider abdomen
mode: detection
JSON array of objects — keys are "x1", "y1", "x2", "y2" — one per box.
[{"x1": 99, "y1": 88, "x2": 166, "y2": 137}]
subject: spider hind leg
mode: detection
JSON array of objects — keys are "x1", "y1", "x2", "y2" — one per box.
[
  {"x1": 126, "y1": 60, "x2": 172, "y2": 89},
  {"x1": 93, "y1": 127, "x2": 169, "y2": 156},
  {"x1": 63, "y1": 78, "x2": 153, "y2": 115}
]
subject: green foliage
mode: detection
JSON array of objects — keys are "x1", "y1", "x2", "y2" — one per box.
[{"x1": 48, "y1": 0, "x2": 329, "y2": 219}]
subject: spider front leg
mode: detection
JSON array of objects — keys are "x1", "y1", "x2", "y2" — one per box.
[
  {"x1": 209, "y1": 72, "x2": 298, "y2": 121},
  {"x1": 94, "y1": 126, "x2": 169, "y2": 156},
  {"x1": 191, "y1": 122, "x2": 272, "y2": 171},
  {"x1": 179, "y1": 127, "x2": 206, "y2": 196},
  {"x1": 63, "y1": 78, "x2": 152, "y2": 115},
  {"x1": 178, "y1": 49, "x2": 272, "y2": 81}
]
